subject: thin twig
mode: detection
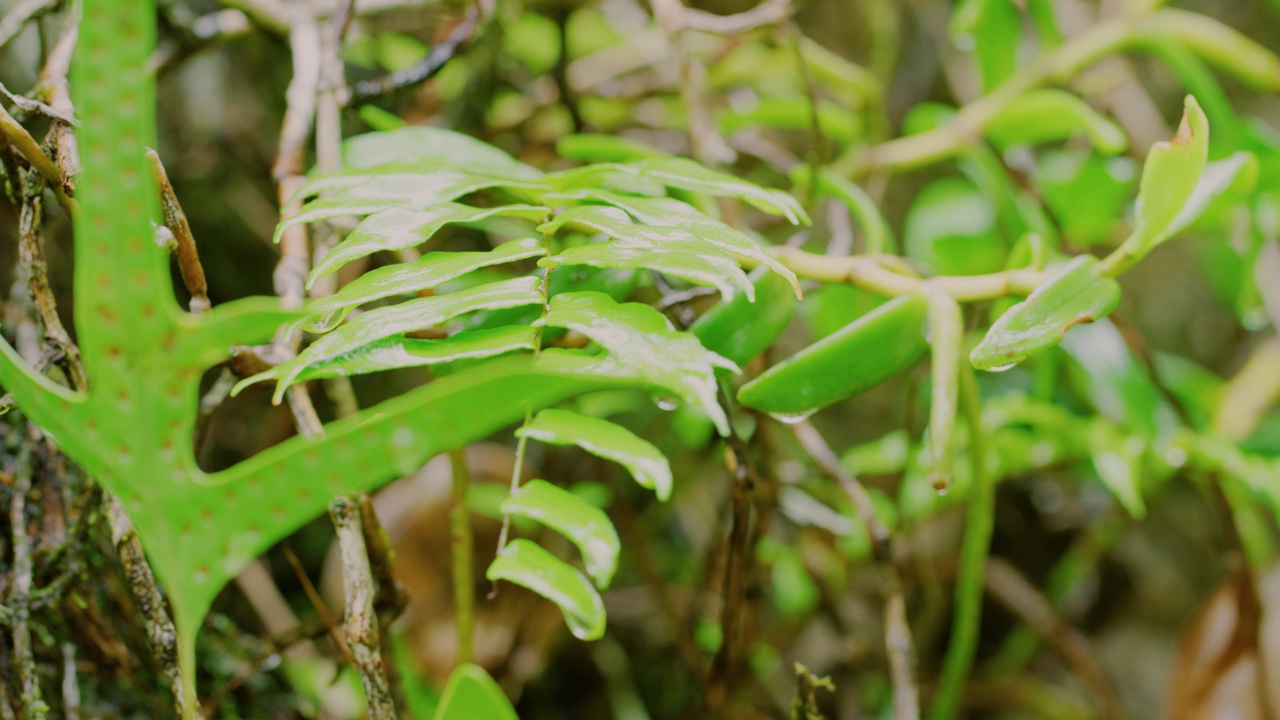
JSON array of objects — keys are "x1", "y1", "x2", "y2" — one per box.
[
  {"x1": 680, "y1": 0, "x2": 790, "y2": 34},
  {"x1": 342, "y1": 5, "x2": 482, "y2": 106},
  {"x1": 790, "y1": 420, "x2": 918, "y2": 720},
  {"x1": 279, "y1": 543, "x2": 352, "y2": 662},
  {"x1": 7, "y1": 445, "x2": 48, "y2": 719},
  {"x1": 0, "y1": 104, "x2": 77, "y2": 217},
  {"x1": 983, "y1": 558, "x2": 1125, "y2": 720},
  {"x1": 704, "y1": 385, "x2": 756, "y2": 714},
  {"x1": 0, "y1": 0, "x2": 61, "y2": 53},
  {"x1": 60, "y1": 642, "x2": 80, "y2": 720},
  {"x1": 329, "y1": 497, "x2": 398, "y2": 719}
]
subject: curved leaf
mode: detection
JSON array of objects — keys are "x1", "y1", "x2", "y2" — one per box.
[
  {"x1": 307, "y1": 238, "x2": 547, "y2": 319},
  {"x1": 291, "y1": 326, "x2": 538, "y2": 382},
  {"x1": 486, "y1": 538, "x2": 606, "y2": 640},
  {"x1": 539, "y1": 291, "x2": 738, "y2": 435},
  {"x1": 517, "y1": 408, "x2": 673, "y2": 501},
  {"x1": 971, "y1": 255, "x2": 1121, "y2": 371},
  {"x1": 627, "y1": 156, "x2": 810, "y2": 225},
  {"x1": 308, "y1": 205, "x2": 550, "y2": 282},
  {"x1": 1107, "y1": 95, "x2": 1209, "y2": 273},
  {"x1": 238, "y1": 277, "x2": 544, "y2": 401},
  {"x1": 502, "y1": 479, "x2": 621, "y2": 588},
  {"x1": 691, "y1": 266, "x2": 797, "y2": 366},
  {"x1": 985, "y1": 89, "x2": 1128, "y2": 154},
  {"x1": 342, "y1": 126, "x2": 543, "y2": 179},
  {"x1": 541, "y1": 205, "x2": 754, "y2": 301},
  {"x1": 280, "y1": 173, "x2": 549, "y2": 239},
  {"x1": 433, "y1": 665, "x2": 518, "y2": 720},
  {"x1": 737, "y1": 294, "x2": 929, "y2": 416},
  {"x1": 568, "y1": 192, "x2": 801, "y2": 296}
]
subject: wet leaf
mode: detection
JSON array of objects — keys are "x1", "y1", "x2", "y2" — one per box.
[
  {"x1": 738, "y1": 294, "x2": 929, "y2": 416},
  {"x1": 433, "y1": 664, "x2": 519, "y2": 720},
  {"x1": 307, "y1": 205, "x2": 550, "y2": 282},
  {"x1": 971, "y1": 256, "x2": 1121, "y2": 371},
  {"x1": 539, "y1": 292, "x2": 738, "y2": 435},
  {"x1": 486, "y1": 538, "x2": 606, "y2": 640},
  {"x1": 306, "y1": 238, "x2": 547, "y2": 320},
  {"x1": 290, "y1": 326, "x2": 538, "y2": 382},
  {"x1": 627, "y1": 156, "x2": 810, "y2": 225},
  {"x1": 691, "y1": 267, "x2": 797, "y2": 367},
  {"x1": 502, "y1": 479, "x2": 621, "y2": 588},
  {"x1": 517, "y1": 408, "x2": 673, "y2": 501},
  {"x1": 1163, "y1": 151, "x2": 1259, "y2": 239},
  {"x1": 580, "y1": 192, "x2": 800, "y2": 294},
  {"x1": 343, "y1": 126, "x2": 543, "y2": 179},
  {"x1": 238, "y1": 277, "x2": 544, "y2": 401},
  {"x1": 541, "y1": 205, "x2": 754, "y2": 301},
  {"x1": 281, "y1": 173, "x2": 549, "y2": 238}
]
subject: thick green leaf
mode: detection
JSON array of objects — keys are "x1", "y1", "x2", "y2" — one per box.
[
  {"x1": 540, "y1": 205, "x2": 754, "y2": 301},
  {"x1": 306, "y1": 238, "x2": 547, "y2": 321},
  {"x1": 904, "y1": 178, "x2": 1005, "y2": 276},
  {"x1": 290, "y1": 326, "x2": 538, "y2": 382},
  {"x1": 737, "y1": 294, "x2": 929, "y2": 416},
  {"x1": 343, "y1": 126, "x2": 543, "y2": 179},
  {"x1": 539, "y1": 292, "x2": 738, "y2": 435},
  {"x1": 1060, "y1": 320, "x2": 1178, "y2": 437},
  {"x1": 556, "y1": 134, "x2": 669, "y2": 163},
  {"x1": 517, "y1": 409, "x2": 673, "y2": 501},
  {"x1": 691, "y1": 267, "x2": 797, "y2": 366},
  {"x1": 971, "y1": 256, "x2": 1121, "y2": 371},
  {"x1": 307, "y1": 205, "x2": 550, "y2": 282},
  {"x1": 486, "y1": 538, "x2": 606, "y2": 640},
  {"x1": 239, "y1": 277, "x2": 544, "y2": 401},
  {"x1": 1163, "y1": 151, "x2": 1259, "y2": 239},
  {"x1": 501, "y1": 479, "x2": 621, "y2": 588},
  {"x1": 985, "y1": 90, "x2": 1127, "y2": 155},
  {"x1": 568, "y1": 192, "x2": 801, "y2": 295},
  {"x1": 627, "y1": 156, "x2": 810, "y2": 225},
  {"x1": 1106, "y1": 95, "x2": 1209, "y2": 273},
  {"x1": 281, "y1": 173, "x2": 549, "y2": 238},
  {"x1": 433, "y1": 665, "x2": 518, "y2": 720}
]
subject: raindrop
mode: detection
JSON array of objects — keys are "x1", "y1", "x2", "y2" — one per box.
[
  {"x1": 986, "y1": 362, "x2": 1018, "y2": 372},
  {"x1": 655, "y1": 396, "x2": 680, "y2": 411},
  {"x1": 769, "y1": 410, "x2": 815, "y2": 425}
]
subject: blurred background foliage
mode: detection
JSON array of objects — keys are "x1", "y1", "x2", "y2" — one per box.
[{"x1": 2, "y1": 0, "x2": 1280, "y2": 718}]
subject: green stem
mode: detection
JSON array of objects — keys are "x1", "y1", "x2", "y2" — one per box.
[
  {"x1": 770, "y1": 246, "x2": 1043, "y2": 301},
  {"x1": 449, "y1": 448, "x2": 475, "y2": 666},
  {"x1": 928, "y1": 364, "x2": 993, "y2": 720}
]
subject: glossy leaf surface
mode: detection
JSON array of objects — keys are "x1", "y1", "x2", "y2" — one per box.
[
  {"x1": 291, "y1": 326, "x2": 538, "y2": 382},
  {"x1": 691, "y1": 267, "x2": 797, "y2": 366},
  {"x1": 241, "y1": 277, "x2": 544, "y2": 400},
  {"x1": 627, "y1": 156, "x2": 810, "y2": 224},
  {"x1": 738, "y1": 294, "x2": 929, "y2": 415},
  {"x1": 971, "y1": 256, "x2": 1121, "y2": 371},
  {"x1": 306, "y1": 238, "x2": 547, "y2": 320},
  {"x1": 502, "y1": 479, "x2": 621, "y2": 588},
  {"x1": 517, "y1": 408, "x2": 673, "y2": 501},
  {"x1": 486, "y1": 538, "x2": 607, "y2": 641},
  {"x1": 307, "y1": 205, "x2": 550, "y2": 282},
  {"x1": 541, "y1": 205, "x2": 754, "y2": 300},
  {"x1": 539, "y1": 292, "x2": 738, "y2": 435}
]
